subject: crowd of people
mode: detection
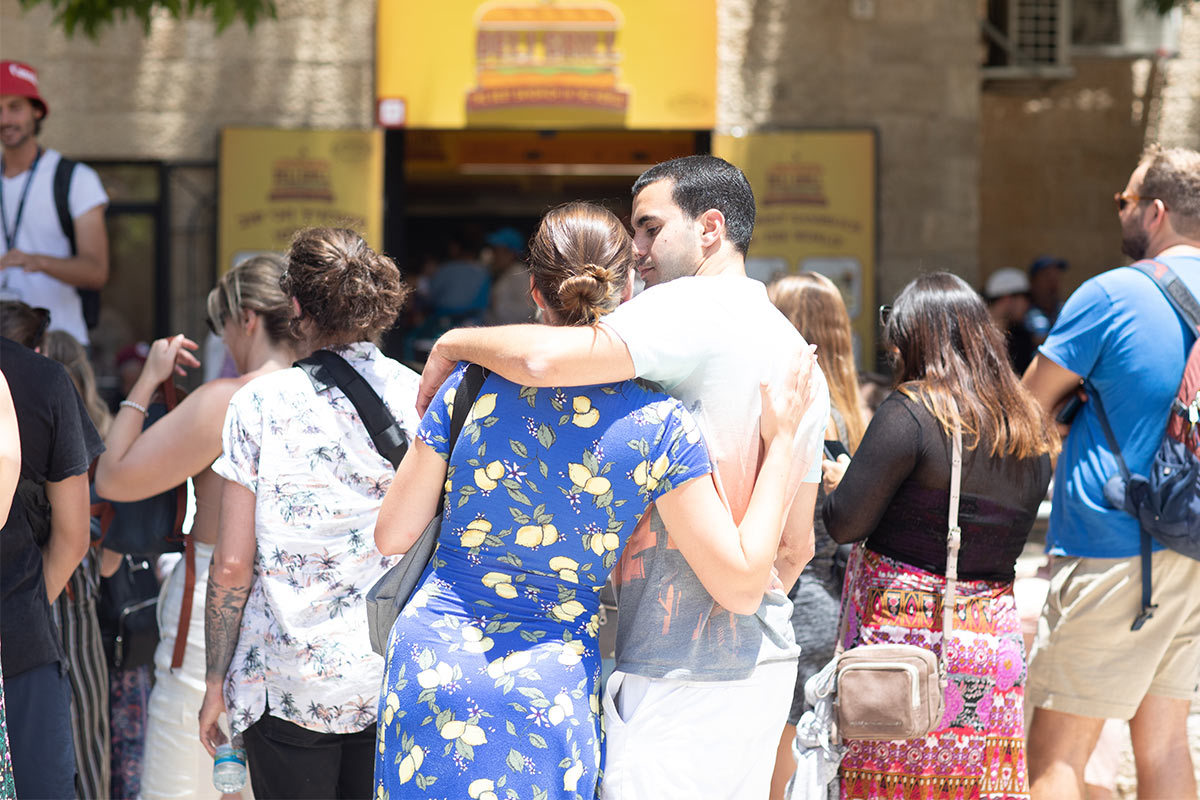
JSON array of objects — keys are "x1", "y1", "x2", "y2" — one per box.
[{"x1": 2, "y1": 52, "x2": 1200, "y2": 800}]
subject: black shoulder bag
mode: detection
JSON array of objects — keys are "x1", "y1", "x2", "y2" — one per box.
[{"x1": 294, "y1": 351, "x2": 486, "y2": 655}]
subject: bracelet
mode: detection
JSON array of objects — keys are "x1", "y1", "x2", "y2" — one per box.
[{"x1": 119, "y1": 399, "x2": 148, "y2": 415}]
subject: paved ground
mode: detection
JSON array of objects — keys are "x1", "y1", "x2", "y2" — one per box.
[{"x1": 1111, "y1": 702, "x2": 1200, "y2": 798}]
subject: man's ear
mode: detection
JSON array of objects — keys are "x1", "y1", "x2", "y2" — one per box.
[{"x1": 697, "y1": 209, "x2": 726, "y2": 250}]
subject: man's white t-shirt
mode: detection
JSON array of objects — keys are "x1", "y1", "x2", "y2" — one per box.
[
  {"x1": 601, "y1": 273, "x2": 830, "y2": 680},
  {"x1": 0, "y1": 148, "x2": 108, "y2": 344}
]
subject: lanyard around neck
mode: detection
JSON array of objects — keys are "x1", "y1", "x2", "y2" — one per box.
[{"x1": 0, "y1": 147, "x2": 45, "y2": 252}]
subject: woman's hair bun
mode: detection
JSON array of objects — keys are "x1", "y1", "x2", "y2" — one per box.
[
  {"x1": 281, "y1": 227, "x2": 411, "y2": 344},
  {"x1": 529, "y1": 204, "x2": 632, "y2": 327}
]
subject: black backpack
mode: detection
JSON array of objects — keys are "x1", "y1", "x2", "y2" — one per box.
[
  {"x1": 51, "y1": 156, "x2": 101, "y2": 330},
  {"x1": 1091, "y1": 259, "x2": 1200, "y2": 630}
]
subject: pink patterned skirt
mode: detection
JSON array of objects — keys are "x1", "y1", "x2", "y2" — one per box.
[{"x1": 839, "y1": 548, "x2": 1028, "y2": 800}]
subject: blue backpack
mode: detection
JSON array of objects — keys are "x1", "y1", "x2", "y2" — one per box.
[{"x1": 1091, "y1": 260, "x2": 1200, "y2": 630}]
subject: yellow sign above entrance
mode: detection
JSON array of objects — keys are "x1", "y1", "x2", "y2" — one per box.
[{"x1": 377, "y1": 0, "x2": 716, "y2": 129}]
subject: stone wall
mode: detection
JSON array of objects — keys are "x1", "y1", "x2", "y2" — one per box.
[
  {"x1": 718, "y1": 0, "x2": 983, "y2": 303},
  {"x1": 981, "y1": 56, "x2": 1161, "y2": 296},
  {"x1": 0, "y1": 0, "x2": 375, "y2": 160},
  {"x1": 979, "y1": 6, "x2": 1200, "y2": 297}
]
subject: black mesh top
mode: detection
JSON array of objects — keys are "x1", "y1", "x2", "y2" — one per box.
[{"x1": 823, "y1": 391, "x2": 1052, "y2": 582}]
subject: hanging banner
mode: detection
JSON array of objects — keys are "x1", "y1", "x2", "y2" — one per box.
[
  {"x1": 218, "y1": 127, "x2": 384, "y2": 274},
  {"x1": 376, "y1": 0, "x2": 716, "y2": 130},
  {"x1": 714, "y1": 129, "x2": 878, "y2": 369}
]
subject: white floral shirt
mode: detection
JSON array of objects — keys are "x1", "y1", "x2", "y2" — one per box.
[{"x1": 213, "y1": 342, "x2": 420, "y2": 735}]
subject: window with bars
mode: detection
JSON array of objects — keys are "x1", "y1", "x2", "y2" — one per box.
[{"x1": 982, "y1": 0, "x2": 1073, "y2": 77}]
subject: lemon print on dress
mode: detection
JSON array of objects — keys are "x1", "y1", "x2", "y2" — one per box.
[
  {"x1": 634, "y1": 454, "x2": 671, "y2": 493},
  {"x1": 481, "y1": 571, "x2": 518, "y2": 599},
  {"x1": 469, "y1": 778, "x2": 499, "y2": 800},
  {"x1": 547, "y1": 691, "x2": 574, "y2": 725},
  {"x1": 550, "y1": 598, "x2": 587, "y2": 622},
  {"x1": 469, "y1": 393, "x2": 497, "y2": 421},
  {"x1": 439, "y1": 718, "x2": 487, "y2": 745},
  {"x1": 474, "y1": 460, "x2": 505, "y2": 490},
  {"x1": 460, "y1": 625, "x2": 494, "y2": 653},
  {"x1": 396, "y1": 744, "x2": 424, "y2": 784},
  {"x1": 567, "y1": 462, "x2": 610, "y2": 496},
  {"x1": 558, "y1": 639, "x2": 585, "y2": 665},
  {"x1": 564, "y1": 759, "x2": 585, "y2": 792},
  {"x1": 382, "y1": 691, "x2": 401, "y2": 725},
  {"x1": 485, "y1": 649, "x2": 531, "y2": 679},
  {"x1": 460, "y1": 518, "x2": 491, "y2": 548},
  {"x1": 571, "y1": 396, "x2": 600, "y2": 428},
  {"x1": 549, "y1": 556, "x2": 579, "y2": 583},
  {"x1": 589, "y1": 531, "x2": 620, "y2": 556},
  {"x1": 515, "y1": 523, "x2": 558, "y2": 548},
  {"x1": 416, "y1": 661, "x2": 455, "y2": 689}
]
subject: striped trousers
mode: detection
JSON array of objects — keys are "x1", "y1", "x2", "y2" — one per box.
[{"x1": 53, "y1": 558, "x2": 111, "y2": 800}]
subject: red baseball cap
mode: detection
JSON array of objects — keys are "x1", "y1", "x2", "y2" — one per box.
[{"x1": 0, "y1": 61, "x2": 48, "y2": 117}]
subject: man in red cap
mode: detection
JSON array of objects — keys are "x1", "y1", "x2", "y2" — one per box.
[{"x1": 1, "y1": 60, "x2": 108, "y2": 344}]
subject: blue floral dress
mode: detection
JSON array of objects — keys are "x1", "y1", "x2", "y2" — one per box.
[{"x1": 375, "y1": 366, "x2": 711, "y2": 800}]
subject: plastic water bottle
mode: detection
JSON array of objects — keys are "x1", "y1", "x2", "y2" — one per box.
[{"x1": 212, "y1": 734, "x2": 247, "y2": 793}]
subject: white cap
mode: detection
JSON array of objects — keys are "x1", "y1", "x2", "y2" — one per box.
[{"x1": 984, "y1": 268, "x2": 1030, "y2": 300}]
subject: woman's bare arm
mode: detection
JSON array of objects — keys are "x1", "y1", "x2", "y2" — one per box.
[
  {"x1": 374, "y1": 439, "x2": 448, "y2": 556},
  {"x1": 655, "y1": 347, "x2": 818, "y2": 613},
  {"x1": 95, "y1": 335, "x2": 239, "y2": 501}
]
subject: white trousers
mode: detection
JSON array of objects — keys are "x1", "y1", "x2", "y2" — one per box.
[
  {"x1": 600, "y1": 660, "x2": 796, "y2": 799},
  {"x1": 139, "y1": 542, "x2": 252, "y2": 800}
]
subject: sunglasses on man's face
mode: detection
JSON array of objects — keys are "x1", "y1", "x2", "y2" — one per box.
[{"x1": 1114, "y1": 192, "x2": 1161, "y2": 212}]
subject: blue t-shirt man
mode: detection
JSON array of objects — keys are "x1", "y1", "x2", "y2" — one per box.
[{"x1": 1041, "y1": 254, "x2": 1200, "y2": 557}]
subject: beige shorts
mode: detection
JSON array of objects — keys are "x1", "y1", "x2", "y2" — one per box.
[{"x1": 1026, "y1": 548, "x2": 1200, "y2": 719}]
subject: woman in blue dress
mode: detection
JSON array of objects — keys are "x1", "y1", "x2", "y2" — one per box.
[{"x1": 373, "y1": 202, "x2": 815, "y2": 800}]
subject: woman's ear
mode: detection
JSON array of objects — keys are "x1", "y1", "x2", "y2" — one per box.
[{"x1": 530, "y1": 282, "x2": 548, "y2": 311}]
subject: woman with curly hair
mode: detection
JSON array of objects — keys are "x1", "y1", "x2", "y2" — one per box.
[{"x1": 199, "y1": 228, "x2": 420, "y2": 799}]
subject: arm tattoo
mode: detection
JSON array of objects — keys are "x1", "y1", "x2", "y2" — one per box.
[{"x1": 205, "y1": 570, "x2": 251, "y2": 682}]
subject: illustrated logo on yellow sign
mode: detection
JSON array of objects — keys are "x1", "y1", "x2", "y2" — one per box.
[
  {"x1": 465, "y1": 0, "x2": 630, "y2": 127},
  {"x1": 269, "y1": 154, "x2": 334, "y2": 202},
  {"x1": 763, "y1": 163, "x2": 828, "y2": 207}
]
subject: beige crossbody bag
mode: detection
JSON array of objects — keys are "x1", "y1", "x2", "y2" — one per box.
[{"x1": 832, "y1": 421, "x2": 962, "y2": 741}]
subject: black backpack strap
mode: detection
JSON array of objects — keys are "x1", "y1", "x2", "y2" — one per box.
[
  {"x1": 295, "y1": 350, "x2": 409, "y2": 468},
  {"x1": 52, "y1": 156, "x2": 77, "y2": 255},
  {"x1": 1133, "y1": 260, "x2": 1200, "y2": 335},
  {"x1": 449, "y1": 363, "x2": 487, "y2": 453},
  {"x1": 1085, "y1": 382, "x2": 1158, "y2": 630},
  {"x1": 434, "y1": 363, "x2": 488, "y2": 519},
  {"x1": 1086, "y1": 383, "x2": 1132, "y2": 484}
]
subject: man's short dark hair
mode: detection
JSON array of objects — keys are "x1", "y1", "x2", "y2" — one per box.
[
  {"x1": 632, "y1": 155, "x2": 756, "y2": 255},
  {"x1": 1140, "y1": 144, "x2": 1200, "y2": 239}
]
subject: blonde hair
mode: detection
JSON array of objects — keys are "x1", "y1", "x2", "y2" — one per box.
[
  {"x1": 41, "y1": 330, "x2": 112, "y2": 438},
  {"x1": 767, "y1": 273, "x2": 866, "y2": 451},
  {"x1": 206, "y1": 253, "x2": 300, "y2": 344}
]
